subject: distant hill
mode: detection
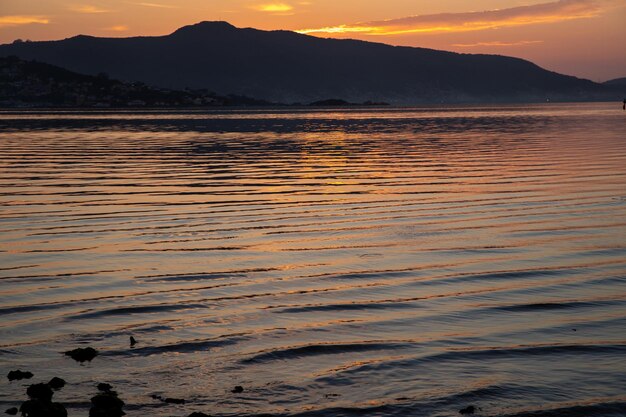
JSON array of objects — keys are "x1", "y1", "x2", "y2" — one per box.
[
  {"x1": 0, "y1": 56, "x2": 272, "y2": 107},
  {"x1": 603, "y1": 77, "x2": 626, "y2": 88},
  {"x1": 0, "y1": 21, "x2": 620, "y2": 104}
]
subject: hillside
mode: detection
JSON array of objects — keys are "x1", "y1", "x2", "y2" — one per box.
[
  {"x1": 0, "y1": 21, "x2": 619, "y2": 104},
  {"x1": 0, "y1": 56, "x2": 272, "y2": 107},
  {"x1": 603, "y1": 77, "x2": 626, "y2": 88}
]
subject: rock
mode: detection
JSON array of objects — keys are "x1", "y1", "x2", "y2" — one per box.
[
  {"x1": 129, "y1": 336, "x2": 137, "y2": 347},
  {"x1": 188, "y1": 413, "x2": 211, "y2": 417},
  {"x1": 97, "y1": 383, "x2": 113, "y2": 392},
  {"x1": 91, "y1": 393, "x2": 124, "y2": 409},
  {"x1": 19, "y1": 400, "x2": 67, "y2": 417},
  {"x1": 26, "y1": 384, "x2": 53, "y2": 402},
  {"x1": 89, "y1": 408, "x2": 126, "y2": 417},
  {"x1": 459, "y1": 405, "x2": 476, "y2": 415},
  {"x1": 64, "y1": 347, "x2": 98, "y2": 362},
  {"x1": 231, "y1": 385, "x2": 244, "y2": 394},
  {"x1": 7, "y1": 370, "x2": 33, "y2": 381},
  {"x1": 48, "y1": 377, "x2": 66, "y2": 390},
  {"x1": 90, "y1": 390, "x2": 125, "y2": 417},
  {"x1": 163, "y1": 397, "x2": 185, "y2": 404},
  {"x1": 5, "y1": 407, "x2": 18, "y2": 415},
  {"x1": 150, "y1": 395, "x2": 185, "y2": 404},
  {"x1": 19, "y1": 382, "x2": 66, "y2": 417}
]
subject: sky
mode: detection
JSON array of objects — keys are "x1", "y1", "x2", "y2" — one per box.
[{"x1": 0, "y1": 0, "x2": 624, "y2": 81}]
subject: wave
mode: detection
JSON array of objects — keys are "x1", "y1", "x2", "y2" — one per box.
[
  {"x1": 1, "y1": 104, "x2": 626, "y2": 416},
  {"x1": 241, "y1": 341, "x2": 416, "y2": 364}
]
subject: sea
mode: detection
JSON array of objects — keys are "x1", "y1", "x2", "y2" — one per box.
[{"x1": 1, "y1": 102, "x2": 625, "y2": 416}]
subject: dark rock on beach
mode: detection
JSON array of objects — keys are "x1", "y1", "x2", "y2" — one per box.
[
  {"x1": 48, "y1": 377, "x2": 66, "y2": 390},
  {"x1": 20, "y1": 382, "x2": 67, "y2": 417},
  {"x1": 7, "y1": 370, "x2": 33, "y2": 381},
  {"x1": 231, "y1": 385, "x2": 244, "y2": 394},
  {"x1": 65, "y1": 347, "x2": 98, "y2": 362},
  {"x1": 26, "y1": 384, "x2": 53, "y2": 402},
  {"x1": 91, "y1": 393, "x2": 124, "y2": 409},
  {"x1": 19, "y1": 400, "x2": 67, "y2": 417},
  {"x1": 97, "y1": 383, "x2": 113, "y2": 392},
  {"x1": 459, "y1": 405, "x2": 476, "y2": 414},
  {"x1": 5, "y1": 408, "x2": 18, "y2": 415},
  {"x1": 90, "y1": 387, "x2": 125, "y2": 417}
]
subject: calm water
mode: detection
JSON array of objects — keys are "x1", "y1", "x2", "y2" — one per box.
[{"x1": 1, "y1": 103, "x2": 626, "y2": 417}]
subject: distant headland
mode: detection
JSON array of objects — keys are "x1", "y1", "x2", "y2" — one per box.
[
  {"x1": 1, "y1": 21, "x2": 624, "y2": 105},
  {"x1": 0, "y1": 56, "x2": 390, "y2": 108}
]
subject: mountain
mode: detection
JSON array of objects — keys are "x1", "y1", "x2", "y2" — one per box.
[
  {"x1": 0, "y1": 21, "x2": 619, "y2": 104},
  {"x1": 603, "y1": 77, "x2": 626, "y2": 88},
  {"x1": 0, "y1": 56, "x2": 273, "y2": 107}
]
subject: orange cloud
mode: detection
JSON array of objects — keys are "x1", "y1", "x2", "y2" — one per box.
[
  {"x1": 136, "y1": 2, "x2": 178, "y2": 9},
  {"x1": 106, "y1": 25, "x2": 130, "y2": 31},
  {"x1": 297, "y1": 0, "x2": 603, "y2": 35},
  {"x1": 254, "y1": 3, "x2": 293, "y2": 13},
  {"x1": 70, "y1": 5, "x2": 111, "y2": 14},
  {"x1": 0, "y1": 15, "x2": 50, "y2": 27}
]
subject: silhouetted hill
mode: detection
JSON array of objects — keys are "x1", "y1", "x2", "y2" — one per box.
[
  {"x1": 0, "y1": 21, "x2": 619, "y2": 104},
  {"x1": 603, "y1": 77, "x2": 626, "y2": 88},
  {"x1": 0, "y1": 56, "x2": 273, "y2": 107}
]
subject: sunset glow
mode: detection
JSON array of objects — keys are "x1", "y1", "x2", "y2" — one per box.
[
  {"x1": 0, "y1": 0, "x2": 624, "y2": 80},
  {"x1": 254, "y1": 3, "x2": 294, "y2": 13},
  {"x1": 297, "y1": 0, "x2": 603, "y2": 36},
  {"x1": 0, "y1": 15, "x2": 50, "y2": 27},
  {"x1": 69, "y1": 5, "x2": 111, "y2": 14}
]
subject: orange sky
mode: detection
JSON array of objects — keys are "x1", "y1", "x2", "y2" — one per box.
[{"x1": 1, "y1": 0, "x2": 624, "y2": 81}]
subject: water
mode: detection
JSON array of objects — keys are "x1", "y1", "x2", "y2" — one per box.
[{"x1": 1, "y1": 103, "x2": 625, "y2": 416}]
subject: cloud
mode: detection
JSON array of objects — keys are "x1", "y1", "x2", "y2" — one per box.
[
  {"x1": 70, "y1": 5, "x2": 111, "y2": 14},
  {"x1": 452, "y1": 40, "x2": 544, "y2": 47},
  {"x1": 0, "y1": 15, "x2": 49, "y2": 27},
  {"x1": 106, "y1": 25, "x2": 129, "y2": 31},
  {"x1": 136, "y1": 2, "x2": 178, "y2": 8},
  {"x1": 253, "y1": 3, "x2": 293, "y2": 12},
  {"x1": 297, "y1": 0, "x2": 603, "y2": 35}
]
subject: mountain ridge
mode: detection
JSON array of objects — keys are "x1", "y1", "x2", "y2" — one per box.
[
  {"x1": 603, "y1": 77, "x2": 626, "y2": 88},
  {"x1": 0, "y1": 21, "x2": 620, "y2": 104}
]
